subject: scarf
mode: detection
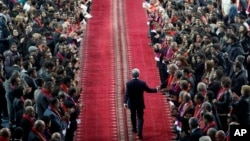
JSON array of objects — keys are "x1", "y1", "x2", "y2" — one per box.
[
  {"x1": 49, "y1": 106, "x2": 62, "y2": 121},
  {"x1": 31, "y1": 128, "x2": 47, "y2": 141},
  {"x1": 22, "y1": 114, "x2": 35, "y2": 126},
  {"x1": 194, "y1": 104, "x2": 203, "y2": 120},
  {"x1": 60, "y1": 83, "x2": 68, "y2": 93},
  {"x1": 41, "y1": 88, "x2": 53, "y2": 98}
]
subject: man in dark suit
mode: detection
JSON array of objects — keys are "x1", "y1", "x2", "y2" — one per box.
[
  {"x1": 28, "y1": 120, "x2": 47, "y2": 141},
  {"x1": 188, "y1": 117, "x2": 203, "y2": 141},
  {"x1": 124, "y1": 68, "x2": 159, "y2": 140}
]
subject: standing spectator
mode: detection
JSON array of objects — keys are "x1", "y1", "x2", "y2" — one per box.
[
  {"x1": 213, "y1": 77, "x2": 233, "y2": 132},
  {"x1": 0, "y1": 128, "x2": 11, "y2": 141},
  {"x1": 189, "y1": 117, "x2": 204, "y2": 141},
  {"x1": 0, "y1": 12, "x2": 11, "y2": 55},
  {"x1": 194, "y1": 53, "x2": 206, "y2": 83},
  {"x1": 0, "y1": 59, "x2": 6, "y2": 128},
  {"x1": 201, "y1": 112, "x2": 217, "y2": 135},
  {"x1": 207, "y1": 127, "x2": 218, "y2": 141},
  {"x1": 23, "y1": 67, "x2": 38, "y2": 99},
  {"x1": 231, "y1": 62, "x2": 248, "y2": 96},
  {"x1": 4, "y1": 71, "x2": 21, "y2": 124},
  {"x1": 12, "y1": 127, "x2": 24, "y2": 141},
  {"x1": 20, "y1": 106, "x2": 36, "y2": 141},
  {"x1": 3, "y1": 42, "x2": 20, "y2": 78},
  {"x1": 193, "y1": 93, "x2": 205, "y2": 121},
  {"x1": 28, "y1": 120, "x2": 46, "y2": 141},
  {"x1": 41, "y1": 115, "x2": 52, "y2": 141},
  {"x1": 215, "y1": 130, "x2": 226, "y2": 141},
  {"x1": 5, "y1": 56, "x2": 22, "y2": 80},
  {"x1": 34, "y1": 78, "x2": 44, "y2": 103},
  {"x1": 231, "y1": 85, "x2": 250, "y2": 125},
  {"x1": 38, "y1": 61, "x2": 55, "y2": 81},
  {"x1": 43, "y1": 98, "x2": 65, "y2": 136},
  {"x1": 64, "y1": 87, "x2": 81, "y2": 141},
  {"x1": 36, "y1": 81, "x2": 54, "y2": 119}
]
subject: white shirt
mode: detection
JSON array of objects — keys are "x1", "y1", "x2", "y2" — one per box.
[{"x1": 221, "y1": 0, "x2": 231, "y2": 16}]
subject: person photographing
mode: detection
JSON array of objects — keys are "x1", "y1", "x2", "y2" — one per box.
[{"x1": 124, "y1": 68, "x2": 160, "y2": 140}]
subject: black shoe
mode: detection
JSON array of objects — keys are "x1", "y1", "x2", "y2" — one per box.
[
  {"x1": 136, "y1": 135, "x2": 143, "y2": 140},
  {"x1": 132, "y1": 129, "x2": 137, "y2": 133}
]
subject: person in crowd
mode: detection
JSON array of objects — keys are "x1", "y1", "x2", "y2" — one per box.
[
  {"x1": 23, "y1": 67, "x2": 38, "y2": 98},
  {"x1": 231, "y1": 62, "x2": 248, "y2": 97},
  {"x1": 28, "y1": 120, "x2": 46, "y2": 141},
  {"x1": 51, "y1": 132, "x2": 62, "y2": 141},
  {"x1": 4, "y1": 55, "x2": 22, "y2": 80},
  {"x1": 41, "y1": 115, "x2": 52, "y2": 141},
  {"x1": 197, "y1": 82, "x2": 207, "y2": 97},
  {"x1": 231, "y1": 85, "x2": 250, "y2": 125},
  {"x1": 124, "y1": 68, "x2": 159, "y2": 140},
  {"x1": 43, "y1": 98, "x2": 65, "y2": 137},
  {"x1": 201, "y1": 112, "x2": 217, "y2": 135},
  {"x1": 0, "y1": 128, "x2": 11, "y2": 141},
  {"x1": 3, "y1": 42, "x2": 20, "y2": 75},
  {"x1": 36, "y1": 81, "x2": 54, "y2": 119},
  {"x1": 213, "y1": 77, "x2": 233, "y2": 132},
  {"x1": 215, "y1": 130, "x2": 226, "y2": 141},
  {"x1": 199, "y1": 135, "x2": 212, "y2": 141},
  {"x1": 173, "y1": 92, "x2": 193, "y2": 140},
  {"x1": 189, "y1": 117, "x2": 204, "y2": 141},
  {"x1": 12, "y1": 127, "x2": 24, "y2": 141},
  {"x1": 19, "y1": 106, "x2": 36, "y2": 141},
  {"x1": 207, "y1": 127, "x2": 217, "y2": 141},
  {"x1": 193, "y1": 93, "x2": 205, "y2": 121},
  {"x1": 64, "y1": 87, "x2": 81, "y2": 141}
]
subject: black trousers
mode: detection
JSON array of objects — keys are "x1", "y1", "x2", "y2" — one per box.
[{"x1": 130, "y1": 108, "x2": 144, "y2": 136}]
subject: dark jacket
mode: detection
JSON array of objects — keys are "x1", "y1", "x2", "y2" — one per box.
[
  {"x1": 124, "y1": 78, "x2": 157, "y2": 109},
  {"x1": 43, "y1": 107, "x2": 63, "y2": 134},
  {"x1": 231, "y1": 70, "x2": 248, "y2": 96},
  {"x1": 232, "y1": 95, "x2": 250, "y2": 125},
  {"x1": 189, "y1": 128, "x2": 203, "y2": 141}
]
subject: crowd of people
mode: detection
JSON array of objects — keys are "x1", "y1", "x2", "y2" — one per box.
[
  {"x1": 0, "y1": 0, "x2": 92, "y2": 140},
  {"x1": 144, "y1": 0, "x2": 250, "y2": 141}
]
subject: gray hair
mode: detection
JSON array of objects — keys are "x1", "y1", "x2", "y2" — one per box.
[
  {"x1": 34, "y1": 120, "x2": 45, "y2": 130},
  {"x1": 199, "y1": 136, "x2": 212, "y2": 141},
  {"x1": 202, "y1": 102, "x2": 212, "y2": 112},
  {"x1": 197, "y1": 82, "x2": 207, "y2": 92},
  {"x1": 132, "y1": 68, "x2": 140, "y2": 78},
  {"x1": 189, "y1": 117, "x2": 199, "y2": 129}
]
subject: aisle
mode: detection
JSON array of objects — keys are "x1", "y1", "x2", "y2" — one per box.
[{"x1": 124, "y1": 0, "x2": 174, "y2": 140}]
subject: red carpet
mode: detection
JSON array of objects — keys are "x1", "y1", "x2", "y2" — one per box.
[
  {"x1": 75, "y1": 0, "x2": 174, "y2": 140},
  {"x1": 123, "y1": 0, "x2": 174, "y2": 140},
  {"x1": 75, "y1": 0, "x2": 119, "y2": 140}
]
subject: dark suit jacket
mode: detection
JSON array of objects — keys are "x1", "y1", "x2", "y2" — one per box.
[
  {"x1": 20, "y1": 117, "x2": 34, "y2": 141},
  {"x1": 124, "y1": 78, "x2": 157, "y2": 109},
  {"x1": 44, "y1": 108, "x2": 63, "y2": 134},
  {"x1": 36, "y1": 91, "x2": 52, "y2": 119},
  {"x1": 28, "y1": 130, "x2": 42, "y2": 141},
  {"x1": 189, "y1": 128, "x2": 203, "y2": 141},
  {"x1": 232, "y1": 95, "x2": 250, "y2": 125}
]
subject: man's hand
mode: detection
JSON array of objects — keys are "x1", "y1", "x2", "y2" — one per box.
[
  {"x1": 156, "y1": 86, "x2": 161, "y2": 92},
  {"x1": 124, "y1": 104, "x2": 128, "y2": 109}
]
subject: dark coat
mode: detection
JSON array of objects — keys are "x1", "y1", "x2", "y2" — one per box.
[
  {"x1": 43, "y1": 107, "x2": 63, "y2": 134},
  {"x1": 20, "y1": 116, "x2": 34, "y2": 141},
  {"x1": 232, "y1": 95, "x2": 250, "y2": 126},
  {"x1": 189, "y1": 128, "x2": 203, "y2": 141},
  {"x1": 231, "y1": 70, "x2": 248, "y2": 96},
  {"x1": 36, "y1": 89, "x2": 52, "y2": 119},
  {"x1": 124, "y1": 78, "x2": 157, "y2": 109}
]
